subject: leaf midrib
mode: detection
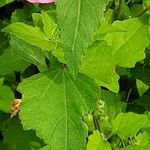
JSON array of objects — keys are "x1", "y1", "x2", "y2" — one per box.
[{"x1": 71, "y1": 0, "x2": 81, "y2": 73}]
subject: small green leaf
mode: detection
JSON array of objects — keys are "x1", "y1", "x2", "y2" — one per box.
[
  {"x1": 32, "y1": 13, "x2": 43, "y2": 28},
  {"x1": 136, "y1": 79, "x2": 149, "y2": 96},
  {"x1": 42, "y1": 11, "x2": 58, "y2": 40},
  {"x1": 112, "y1": 112, "x2": 148, "y2": 139},
  {"x1": 87, "y1": 130, "x2": 112, "y2": 150}
]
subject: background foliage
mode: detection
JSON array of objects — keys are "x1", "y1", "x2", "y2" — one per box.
[{"x1": 0, "y1": 0, "x2": 150, "y2": 150}]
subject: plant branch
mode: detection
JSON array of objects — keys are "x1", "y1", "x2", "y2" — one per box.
[{"x1": 136, "y1": 6, "x2": 150, "y2": 17}]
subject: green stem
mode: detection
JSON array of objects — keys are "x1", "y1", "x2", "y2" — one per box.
[
  {"x1": 117, "y1": 0, "x2": 123, "y2": 20},
  {"x1": 136, "y1": 6, "x2": 150, "y2": 17},
  {"x1": 92, "y1": 113, "x2": 101, "y2": 132}
]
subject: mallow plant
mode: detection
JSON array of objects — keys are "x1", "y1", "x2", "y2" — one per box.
[{"x1": 0, "y1": 0, "x2": 150, "y2": 150}]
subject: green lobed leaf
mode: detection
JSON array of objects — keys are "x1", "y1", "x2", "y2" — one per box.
[
  {"x1": 2, "y1": 22, "x2": 56, "y2": 50},
  {"x1": 112, "y1": 112, "x2": 148, "y2": 139},
  {"x1": 57, "y1": 0, "x2": 110, "y2": 77},
  {"x1": 19, "y1": 69, "x2": 99, "y2": 150},
  {"x1": 80, "y1": 18, "x2": 149, "y2": 92},
  {"x1": 87, "y1": 130, "x2": 112, "y2": 150}
]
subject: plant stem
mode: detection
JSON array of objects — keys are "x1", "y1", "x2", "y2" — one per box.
[
  {"x1": 136, "y1": 6, "x2": 150, "y2": 17},
  {"x1": 93, "y1": 113, "x2": 101, "y2": 132}
]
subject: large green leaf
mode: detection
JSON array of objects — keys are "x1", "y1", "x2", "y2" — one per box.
[
  {"x1": 80, "y1": 18, "x2": 149, "y2": 92},
  {"x1": 57, "y1": 0, "x2": 110, "y2": 77},
  {"x1": 2, "y1": 119, "x2": 44, "y2": 150},
  {"x1": 112, "y1": 112, "x2": 148, "y2": 139},
  {"x1": 80, "y1": 40, "x2": 120, "y2": 92},
  {"x1": 19, "y1": 69, "x2": 99, "y2": 150},
  {"x1": 87, "y1": 130, "x2": 112, "y2": 150},
  {"x1": 0, "y1": 49, "x2": 29, "y2": 76},
  {"x1": 2, "y1": 22, "x2": 55, "y2": 50}
]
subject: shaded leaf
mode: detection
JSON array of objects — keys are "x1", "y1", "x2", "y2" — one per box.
[
  {"x1": 0, "y1": 49, "x2": 29, "y2": 76},
  {"x1": 2, "y1": 119, "x2": 44, "y2": 150},
  {"x1": 100, "y1": 90, "x2": 126, "y2": 122},
  {"x1": 0, "y1": 0, "x2": 14, "y2": 7}
]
